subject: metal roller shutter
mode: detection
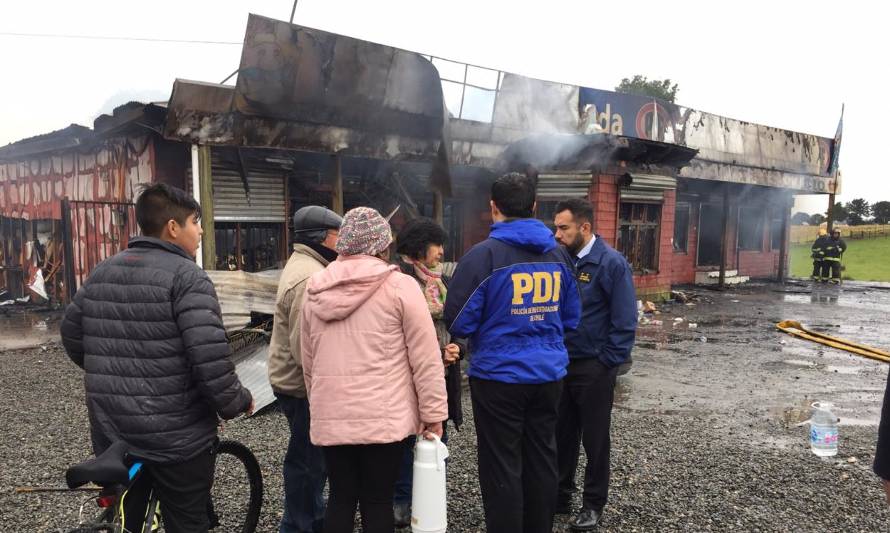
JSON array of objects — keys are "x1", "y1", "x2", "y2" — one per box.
[
  {"x1": 212, "y1": 169, "x2": 286, "y2": 222},
  {"x1": 536, "y1": 172, "x2": 592, "y2": 199},
  {"x1": 619, "y1": 173, "x2": 676, "y2": 203},
  {"x1": 186, "y1": 159, "x2": 287, "y2": 223}
]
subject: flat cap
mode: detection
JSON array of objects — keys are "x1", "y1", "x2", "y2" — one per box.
[{"x1": 293, "y1": 205, "x2": 342, "y2": 233}]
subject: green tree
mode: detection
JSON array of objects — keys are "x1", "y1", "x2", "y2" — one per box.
[
  {"x1": 844, "y1": 198, "x2": 871, "y2": 225},
  {"x1": 615, "y1": 75, "x2": 679, "y2": 102},
  {"x1": 828, "y1": 201, "x2": 848, "y2": 225},
  {"x1": 808, "y1": 213, "x2": 826, "y2": 226},
  {"x1": 872, "y1": 201, "x2": 890, "y2": 224},
  {"x1": 791, "y1": 211, "x2": 811, "y2": 224}
]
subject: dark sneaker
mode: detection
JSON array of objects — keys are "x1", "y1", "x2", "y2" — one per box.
[
  {"x1": 569, "y1": 508, "x2": 602, "y2": 531},
  {"x1": 393, "y1": 502, "x2": 411, "y2": 529}
]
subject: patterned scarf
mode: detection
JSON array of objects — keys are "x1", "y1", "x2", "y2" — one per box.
[{"x1": 404, "y1": 256, "x2": 448, "y2": 319}]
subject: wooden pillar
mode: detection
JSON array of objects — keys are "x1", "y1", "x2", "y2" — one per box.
[
  {"x1": 826, "y1": 192, "x2": 835, "y2": 232},
  {"x1": 718, "y1": 185, "x2": 730, "y2": 288},
  {"x1": 777, "y1": 196, "x2": 791, "y2": 282},
  {"x1": 60, "y1": 198, "x2": 77, "y2": 303},
  {"x1": 433, "y1": 190, "x2": 444, "y2": 225},
  {"x1": 198, "y1": 145, "x2": 216, "y2": 269},
  {"x1": 331, "y1": 155, "x2": 344, "y2": 215}
]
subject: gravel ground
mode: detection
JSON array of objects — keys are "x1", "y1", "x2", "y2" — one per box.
[{"x1": 2, "y1": 345, "x2": 888, "y2": 532}]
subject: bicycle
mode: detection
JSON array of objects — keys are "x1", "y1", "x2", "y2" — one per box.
[{"x1": 60, "y1": 439, "x2": 263, "y2": 533}]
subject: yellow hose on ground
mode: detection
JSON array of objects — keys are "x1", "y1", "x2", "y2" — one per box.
[{"x1": 776, "y1": 320, "x2": 890, "y2": 364}]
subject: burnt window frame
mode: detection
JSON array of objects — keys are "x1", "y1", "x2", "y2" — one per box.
[
  {"x1": 737, "y1": 206, "x2": 765, "y2": 252},
  {"x1": 426, "y1": 56, "x2": 502, "y2": 124},
  {"x1": 673, "y1": 201, "x2": 691, "y2": 253},
  {"x1": 617, "y1": 201, "x2": 662, "y2": 274}
]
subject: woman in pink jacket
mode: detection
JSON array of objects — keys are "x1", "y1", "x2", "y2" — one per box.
[{"x1": 300, "y1": 207, "x2": 448, "y2": 533}]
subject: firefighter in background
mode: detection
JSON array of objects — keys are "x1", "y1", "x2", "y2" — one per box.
[
  {"x1": 811, "y1": 228, "x2": 829, "y2": 281},
  {"x1": 821, "y1": 229, "x2": 847, "y2": 284}
]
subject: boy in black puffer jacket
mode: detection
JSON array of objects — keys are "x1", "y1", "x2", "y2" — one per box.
[{"x1": 61, "y1": 183, "x2": 252, "y2": 533}]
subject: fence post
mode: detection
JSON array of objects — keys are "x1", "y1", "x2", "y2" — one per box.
[{"x1": 60, "y1": 198, "x2": 77, "y2": 303}]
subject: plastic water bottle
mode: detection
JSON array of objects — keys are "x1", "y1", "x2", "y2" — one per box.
[
  {"x1": 411, "y1": 435, "x2": 448, "y2": 533},
  {"x1": 809, "y1": 402, "x2": 839, "y2": 457}
]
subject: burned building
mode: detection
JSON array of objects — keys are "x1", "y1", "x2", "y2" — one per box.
[{"x1": 0, "y1": 14, "x2": 837, "y2": 304}]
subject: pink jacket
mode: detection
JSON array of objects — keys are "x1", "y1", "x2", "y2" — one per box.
[{"x1": 300, "y1": 255, "x2": 448, "y2": 446}]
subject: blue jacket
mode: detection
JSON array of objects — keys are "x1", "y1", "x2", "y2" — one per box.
[
  {"x1": 445, "y1": 219, "x2": 581, "y2": 384},
  {"x1": 565, "y1": 236, "x2": 637, "y2": 367}
]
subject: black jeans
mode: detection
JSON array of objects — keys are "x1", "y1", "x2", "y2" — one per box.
[
  {"x1": 470, "y1": 377, "x2": 562, "y2": 533},
  {"x1": 120, "y1": 446, "x2": 215, "y2": 533},
  {"x1": 322, "y1": 440, "x2": 407, "y2": 533},
  {"x1": 276, "y1": 393, "x2": 327, "y2": 533},
  {"x1": 556, "y1": 357, "x2": 619, "y2": 512}
]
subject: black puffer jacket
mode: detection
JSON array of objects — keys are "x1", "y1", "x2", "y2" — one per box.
[
  {"x1": 875, "y1": 366, "x2": 890, "y2": 480},
  {"x1": 60, "y1": 237, "x2": 251, "y2": 463}
]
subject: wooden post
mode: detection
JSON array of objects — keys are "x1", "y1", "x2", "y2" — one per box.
[
  {"x1": 433, "y1": 190, "x2": 444, "y2": 225},
  {"x1": 718, "y1": 185, "x2": 730, "y2": 288},
  {"x1": 190, "y1": 145, "x2": 203, "y2": 268},
  {"x1": 60, "y1": 198, "x2": 77, "y2": 303},
  {"x1": 777, "y1": 196, "x2": 790, "y2": 282},
  {"x1": 331, "y1": 155, "x2": 344, "y2": 215},
  {"x1": 198, "y1": 145, "x2": 216, "y2": 269},
  {"x1": 826, "y1": 192, "x2": 835, "y2": 232}
]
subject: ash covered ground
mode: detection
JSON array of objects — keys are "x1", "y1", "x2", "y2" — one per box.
[{"x1": 2, "y1": 281, "x2": 889, "y2": 531}]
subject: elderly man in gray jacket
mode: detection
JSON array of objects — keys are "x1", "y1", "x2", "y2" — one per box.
[{"x1": 268, "y1": 205, "x2": 342, "y2": 533}]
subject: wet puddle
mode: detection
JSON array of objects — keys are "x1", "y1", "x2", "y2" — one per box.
[{"x1": 0, "y1": 311, "x2": 60, "y2": 351}]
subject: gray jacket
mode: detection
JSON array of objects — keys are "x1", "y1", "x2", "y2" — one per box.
[{"x1": 60, "y1": 237, "x2": 251, "y2": 463}]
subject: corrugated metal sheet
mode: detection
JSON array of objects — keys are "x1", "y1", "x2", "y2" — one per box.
[
  {"x1": 537, "y1": 172, "x2": 591, "y2": 199},
  {"x1": 231, "y1": 339, "x2": 276, "y2": 415},
  {"x1": 207, "y1": 269, "x2": 281, "y2": 331},
  {"x1": 0, "y1": 135, "x2": 154, "y2": 220}
]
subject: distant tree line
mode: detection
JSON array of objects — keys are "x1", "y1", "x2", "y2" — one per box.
[{"x1": 793, "y1": 199, "x2": 890, "y2": 226}]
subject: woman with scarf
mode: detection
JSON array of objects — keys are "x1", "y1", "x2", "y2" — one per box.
[
  {"x1": 392, "y1": 217, "x2": 465, "y2": 528},
  {"x1": 300, "y1": 208, "x2": 447, "y2": 533}
]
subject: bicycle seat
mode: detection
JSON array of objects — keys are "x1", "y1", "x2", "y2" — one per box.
[{"x1": 66, "y1": 441, "x2": 131, "y2": 489}]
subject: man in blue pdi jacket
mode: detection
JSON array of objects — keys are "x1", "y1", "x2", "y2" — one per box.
[
  {"x1": 552, "y1": 198, "x2": 637, "y2": 530},
  {"x1": 445, "y1": 172, "x2": 581, "y2": 533}
]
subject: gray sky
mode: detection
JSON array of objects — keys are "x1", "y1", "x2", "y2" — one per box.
[{"x1": 2, "y1": 0, "x2": 885, "y2": 215}]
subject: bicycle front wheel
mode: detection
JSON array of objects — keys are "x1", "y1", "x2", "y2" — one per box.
[{"x1": 209, "y1": 439, "x2": 263, "y2": 533}]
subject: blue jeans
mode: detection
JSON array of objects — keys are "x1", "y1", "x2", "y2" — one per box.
[
  {"x1": 276, "y1": 393, "x2": 326, "y2": 533},
  {"x1": 393, "y1": 425, "x2": 448, "y2": 504}
]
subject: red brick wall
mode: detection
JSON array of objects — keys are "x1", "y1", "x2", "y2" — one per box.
[
  {"x1": 589, "y1": 174, "x2": 618, "y2": 246},
  {"x1": 589, "y1": 174, "x2": 672, "y2": 299},
  {"x1": 735, "y1": 205, "x2": 786, "y2": 279},
  {"x1": 739, "y1": 250, "x2": 779, "y2": 278}
]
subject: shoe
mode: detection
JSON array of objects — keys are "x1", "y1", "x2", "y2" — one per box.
[
  {"x1": 393, "y1": 502, "x2": 411, "y2": 529},
  {"x1": 569, "y1": 508, "x2": 602, "y2": 531}
]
